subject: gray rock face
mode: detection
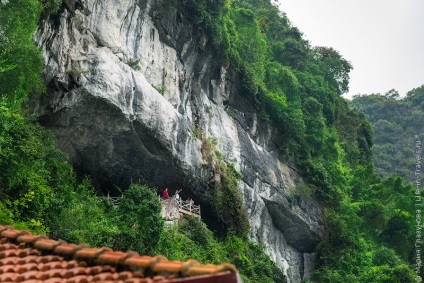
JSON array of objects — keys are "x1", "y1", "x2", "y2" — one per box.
[
  {"x1": 33, "y1": 0, "x2": 324, "y2": 282},
  {"x1": 161, "y1": 198, "x2": 180, "y2": 221}
]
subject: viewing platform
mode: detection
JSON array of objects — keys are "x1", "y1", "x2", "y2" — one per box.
[
  {"x1": 159, "y1": 197, "x2": 201, "y2": 220},
  {"x1": 105, "y1": 196, "x2": 201, "y2": 220}
]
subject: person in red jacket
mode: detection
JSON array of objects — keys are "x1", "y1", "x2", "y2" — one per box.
[{"x1": 162, "y1": 188, "x2": 169, "y2": 198}]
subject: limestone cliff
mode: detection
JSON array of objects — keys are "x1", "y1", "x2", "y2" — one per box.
[{"x1": 32, "y1": 0, "x2": 324, "y2": 282}]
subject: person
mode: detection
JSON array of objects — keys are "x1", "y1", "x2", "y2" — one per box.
[
  {"x1": 175, "y1": 189, "x2": 182, "y2": 202},
  {"x1": 162, "y1": 188, "x2": 169, "y2": 198}
]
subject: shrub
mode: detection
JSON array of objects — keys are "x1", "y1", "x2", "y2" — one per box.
[
  {"x1": 210, "y1": 154, "x2": 249, "y2": 238},
  {"x1": 155, "y1": 216, "x2": 286, "y2": 283},
  {"x1": 115, "y1": 183, "x2": 164, "y2": 254}
]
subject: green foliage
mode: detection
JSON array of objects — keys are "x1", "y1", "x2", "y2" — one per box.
[
  {"x1": 0, "y1": 102, "x2": 119, "y2": 246},
  {"x1": 115, "y1": 183, "x2": 164, "y2": 254},
  {"x1": 406, "y1": 85, "x2": 424, "y2": 107},
  {"x1": 197, "y1": 134, "x2": 249, "y2": 238},
  {"x1": 223, "y1": 234, "x2": 286, "y2": 283},
  {"x1": 0, "y1": 202, "x2": 49, "y2": 234},
  {"x1": 0, "y1": 104, "x2": 75, "y2": 225},
  {"x1": 303, "y1": 97, "x2": 326, "y2": 155},
  {"x1": 50, "y1": 178, "x2": 121, "y2": 247},
  {"x1": 0, "y1": 0, "x2": 44, "y2": 107},
  {"x1": 212, "y1": 160, "x2": 249, "y2": 238},
  {"x1": 156, "y1": 216, "x2": 227, "y2": 263},
  {"x1": 351, "y1": 88, "x2": 424, "y2": 184},
  {"x1": 155, "y1": 216, "x2": 286, "y2": 283},
  {"x1": 260, "y1": 88, "x2": 305, "y2": 151},
  {"x1": 228, "y1": 7, "x2": 267, "y2": 93},
  {"x1": 173, "y1": 0, "x2": 353, "y2": 159},
  {"x1": 335, "y1": 102, "x2": 373, "y2": 168},
  {"x1": 311, "y1": 168, "x2": 416, "y2": 282},
  {"x1": 0, "y1": 105, "x2": 128, "y2": 248},
  {"x1": 127, "y1": 58, "x2": 141, "y2": 70},
  {"x1": 193, "y1": 125, "x2": 203, "y2": 139},
  {"x1": 173, "y1": 2, "x2": 416, "y2": 281},
  {"x1": 39, "y1": 0, "x2": 62, "y2": 14},
  {"x1": 0, "y1": 97, "x2": 162, "y2": 254},
  {"x1": 271, "y1": 38, "x2": 307, "y2": 69},
  {"x1": 179, "y1": 216, "x2": 217, "y2": 247},
  {"x1": 265, "y1": 62, "x2": 301, "y2": 99},
  {"x1": 1, "y1": 0, "x2": 418, "y2": 282},
  {"x1": 153, "y1": 84, "x2": 167, "y2": 95},
  {"x1": 173, "y1": 0, "x2": 232, "y2": 49},
  {"x1": 310, "y1": 47, "x2": 353, "y2": 94},
  {"x1": 197, "y1": 136, "x2": 248, "y2": 238}
]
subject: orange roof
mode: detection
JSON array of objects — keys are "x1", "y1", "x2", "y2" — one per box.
[{"x1": 0, "y1": 225, "x2": 242, "y2": 283}]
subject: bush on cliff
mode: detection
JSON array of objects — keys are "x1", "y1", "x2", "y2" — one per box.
[{"x1": 155, "y1": 216, "x2": 286, "y2": 283}]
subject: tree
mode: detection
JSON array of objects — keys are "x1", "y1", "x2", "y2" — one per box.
[
  {"x1": 271, "y1": 38, "x2": 307, "y2": 69},
  {"x1": 385, "y1": 89, "x2": 400, "y2": 100},
  {"x1": 351, "y1": 90, "x2": 424, "y2": 184},
  {"x1": 312, "y1": 46, "x2": 353, "y2": 95},
  {"x1": 406, "y1": 85, "x2": 424, "y2": 108},
  {"x1": 303, "y1": 97, "x2": 326, "y2": 155},
  {"x1": 116, "y1": 183, "x2": 164, "y2": 254},
  {"x1": 0, "y1": 0, "x2": 44, "y2": 106},
  {"x1": 0, "y1": 103, "x2": 76, "y2": 228}
]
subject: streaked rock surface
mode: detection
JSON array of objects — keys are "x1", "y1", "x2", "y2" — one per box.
[{"x1": 32, "y1": 1, "x2": 324, "y2": 281}]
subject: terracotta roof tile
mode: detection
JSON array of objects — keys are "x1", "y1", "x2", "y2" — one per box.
[
  {"x1": 0, "y1": 226, "x2": 242, "y2": 283},
  {"x1": 16, "y1": 263, "x2": 38, "y2": 273},
  {"x1": 37, "y1": 255, "x2": 62, "y2": 263},
  {"x1": 33, "y1": 239, "x2": 61, "y2": 251},
  {"x1": 97, "y1": 251, "x2": 131, "y2": 265},
  {"x1": 16, "y1": 234, "x2": 41, "y2": 245},
  {"x1": 43, "y1": 278, "x2": 64, "y2": 283},
  {"x1": 0, "y1": 243, "x2": 18, "y2": 251},
  {"x1": 117, "y1": 271, "x2": 133, "y2": 280},
  {"x1": 1, "y1": 229, "x2": 29, "y2": 240},
  {"x1": 0, "y1": 249, "x2": 18, "y2": 258},
  {"x1": 0, "y1": 264, "x2": 15, "y2": 273},
  {"x1": 21, "y1": 280, "x2": 42, "y2": 283},
  {"x1": 19, "y1": 269, "x2": 41, "y2": 280},
  {"x1": 17, "y1": 256, "x2": 38, "y2": 265},
  {"x1": 125, "y1": 279, "x2": 154, "y2": 283}
]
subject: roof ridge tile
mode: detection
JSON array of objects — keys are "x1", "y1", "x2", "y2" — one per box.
[
  {"x1": 1, "y1": 228, "x2": 30, "y2": 241},
  {"x1": 18, "y1": 234, "x2": 48, "y2": 246},
  {"x1": 97, "y1": 250, "x2": 134, "y2": 266},
  {"x1": 34, "y1": 239, "x2": 61, "y2": 252},
  {"x1": 75, "y1": 247, "x2": 112, "y2": 263}
]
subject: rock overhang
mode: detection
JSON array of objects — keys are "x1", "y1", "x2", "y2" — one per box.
[{"x1": 32, "y1": 1, "x2": 325, "y2": 281}]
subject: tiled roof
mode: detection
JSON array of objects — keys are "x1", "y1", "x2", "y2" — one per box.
[{"x1": 0, "y1": 226, "x2": 242, "y2": 283}]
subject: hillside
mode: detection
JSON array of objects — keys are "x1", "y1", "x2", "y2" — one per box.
[
  {"x1": 350, "y1": 86, "x2": 424, "y2": 185},
  {"x1": 0, "y1": 0, "x2": 418, "y2": 282}
]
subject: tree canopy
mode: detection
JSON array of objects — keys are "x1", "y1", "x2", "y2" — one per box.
[{"x1": 351, "y1": 86, "x2": 424, "y2": 185}]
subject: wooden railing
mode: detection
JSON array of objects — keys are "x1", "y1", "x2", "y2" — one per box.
[
  {"x1": 107, "y1": 197, "x2": 121, "y2": 207},
  {"x1": 177, "y1": 199, "x2": 201, "y2": 219},
  {"x1": 159, "y1": 197, "x2": 201, "y2": 219},
  {"x1": 105, "y1": 196, "x2": 201, "y2": 219}
]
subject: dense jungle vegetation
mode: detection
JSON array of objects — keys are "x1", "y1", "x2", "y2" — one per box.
[
  {"x1": 350, "y1": 87, "x2": 424, "y2": 186},
  {"x1": 0, "y1": 0, "x2": 419, "y2": 282}
]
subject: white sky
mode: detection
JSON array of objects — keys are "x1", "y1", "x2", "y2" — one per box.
[{"x1": 276, "y1": 0, "x2": 424, "y2": 99}]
